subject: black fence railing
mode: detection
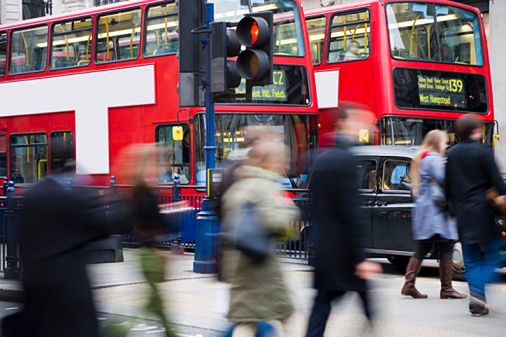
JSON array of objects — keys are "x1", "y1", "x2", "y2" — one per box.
[{"x1": 0, "y1": 179, "x2": 313, "y2": 279}]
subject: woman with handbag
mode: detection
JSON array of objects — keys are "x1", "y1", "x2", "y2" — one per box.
[
  {"x1": 401, "y1": 130, "x2": 467, "y2": 299},
  {"x1": 220, "y1": 137, "x2": 299, "y2": 337}
]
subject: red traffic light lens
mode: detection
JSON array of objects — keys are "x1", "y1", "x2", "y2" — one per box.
[
  {"x1": 250, "y1": 21, "x2": 259, "y2": 45},
  {"x1": 237, "y1": 16, "x2": 269, "y2": 47}
]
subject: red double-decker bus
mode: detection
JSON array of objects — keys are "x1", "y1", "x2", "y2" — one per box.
[
  {"x1": 305, "y1": 0, "x2": 495, "y2": 146},
  {"x1": 0, "y1": 0, "x2": 318, "y2": 191}
]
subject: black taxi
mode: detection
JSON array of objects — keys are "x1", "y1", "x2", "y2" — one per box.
[{"x1": 351, "y1": 145, "x2": 506, "y2": 279}]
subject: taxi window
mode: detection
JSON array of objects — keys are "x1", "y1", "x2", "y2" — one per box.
[
  {"x1": 357, "y1": 159, "x2": 376, "y2": 190},
  {"x1": 383, "y1": 160, "x2": 411, "y2": 191}
]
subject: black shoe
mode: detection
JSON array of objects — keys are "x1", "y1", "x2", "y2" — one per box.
[{"x1": 469, "y1": 303, "x2": 490, "y2": 317}]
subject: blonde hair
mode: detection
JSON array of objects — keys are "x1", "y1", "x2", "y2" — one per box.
[{"x1": 410, "y1": 130, "x2": 448, "y2": 196}]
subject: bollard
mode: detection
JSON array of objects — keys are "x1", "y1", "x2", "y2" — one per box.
[
  {"x1": 4, "y1": 181, "x2": 20, "y2": 279},
  {"x1": 193, "y1": 198, "x2": 220, "y2": 273},
  {"x1": 109, "y1": 175, "x2": 116, "y2": 190}
]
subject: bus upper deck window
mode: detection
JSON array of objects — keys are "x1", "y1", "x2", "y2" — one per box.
[
  {"x1": 386, "y1": 3, "x2": 483, "y2": 66},
  {"x1": 9, "y1": 26, "x2": 48, "y2": 75},
  {"x1": 327, "y1": 9, "x2": 370, "y2": 63},
  {"x1": 96, "y1": 9, "x2": 142, "y2": 64},
  {"x1": 306, "y1": 17, "x2": 326, "y2": 65},
  {"x1": 0, "y1": 32, "x2": 6, "y2": 76},
  {"x1": 144, "y1": 2, "x2": 178, "y2": 57},
  {"x1": 51, "y1": 17, "x2": 93, "y2": 69}
]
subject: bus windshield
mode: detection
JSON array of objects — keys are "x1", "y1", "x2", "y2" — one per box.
[
  {"x1": 212, "y1": 0, "x2": 305, "y2": 56},
  {"x1": 194, "y1": 113, "x2": 317, "y2": 186},
  {"x1": 386, "y1": 2, "x2": 484, "y2": 66},
  {"x1": 380, "y1": 117, "x2": 493, "y2": 145}
]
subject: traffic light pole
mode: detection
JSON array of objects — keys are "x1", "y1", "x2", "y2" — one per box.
[
  {"x1": 193, "y1": 1, "x2": 219, "y2": 274},
  {"x1": 204, "y1": 3, "x2": 216, "y2": 173}
]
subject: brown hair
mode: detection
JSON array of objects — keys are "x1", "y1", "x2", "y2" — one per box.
[
  {"x1": 410, "y1": 130, "x2": 448, "y2": 197},
  {"x1": 455, "y1": 114, "x2": 482, "y2": 140}
]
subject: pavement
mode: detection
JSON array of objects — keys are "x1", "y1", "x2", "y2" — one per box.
[{"x1": 1, "y1": 249, "x2": 506, "y2": 337}]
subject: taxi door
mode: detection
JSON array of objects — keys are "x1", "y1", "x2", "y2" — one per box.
[{"x1": 371, "y1": 157, "x2": 415, "y2": 252}]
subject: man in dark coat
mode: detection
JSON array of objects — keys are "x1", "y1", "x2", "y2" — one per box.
[
  {"x1": 2, "y1": 167, "x2": 130, "y2": 337},
  {"x1": 446, "y1": 114, "x2": 506, "y2": 316},
  {"x1": 305, "y1": 105, "x2": 380, "y2": 337}
]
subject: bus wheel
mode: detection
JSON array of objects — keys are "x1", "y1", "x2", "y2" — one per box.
[
  {"x1": 387, "y1": 256, "x2": 409, "y2": 271},
  {"x1": 452, "y1": 242, "x2": 466, "y2": 281}
]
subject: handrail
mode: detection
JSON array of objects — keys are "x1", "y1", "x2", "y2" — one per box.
[
  {"x1": 129, "y1": 25, "x2": 137, "y2": 59},
  {"x1": 409, "y1": 16, "x2": 419, "y2": 56},
  {"x1": 65, "y1": 35, "x2": 70, "y2": 61},
  {"x1": 105, "y1": 20, "x2": 110, "y2": 61},
  {"x1": 20, "y1": 32, "x2": 29, "y2": 66},
  {"x1": 85, "y1": 31, "x2": 92, "y2": 62}
]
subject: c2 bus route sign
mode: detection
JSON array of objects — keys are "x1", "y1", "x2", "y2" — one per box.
[{"x1": 0, "y1": 65, "x2": 155, "y2": 174}]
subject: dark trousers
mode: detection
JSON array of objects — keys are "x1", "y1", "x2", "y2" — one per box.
[
  {"x1": 413, "y1": 237, "x2": 454, "y2": 261},
  {"x1": 305, "y1": 290, "x2": 372, "y2": 337}
]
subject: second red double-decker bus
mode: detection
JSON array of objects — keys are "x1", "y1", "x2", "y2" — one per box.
[
  {"x1": 0, "y1": 0, "x2": 318, "y2": 191},
  {"x1": 305, "y1": 0, "x2": 495, "y2": 146}
]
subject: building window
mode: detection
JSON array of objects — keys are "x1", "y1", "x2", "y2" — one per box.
[
  {"x1": 328, "y1": 9, "x2": 370, "y2": 63},
  {"x1": 10, "y1": 26, "x2": 48, "y2": 75},
  {"x1": 51, "y1": 17, "x2": 93, "y2": 69},
  {"x1": 10, "y1": 134, "x2": 48, "y2": 184},
  {"x1": 50, "y1": 131, "x2": 74, "y2": 172},
  {"x1": 0, "y1": 33, "x2": 6, "y2": 76},
  {"x1": 306, "y1": 17, "x2": 326, "y2": 65},
  {"x1": 144, "y1": 2, "x2": 178, "y2": 57},
  {"x1": 156, "y1": 124, "x2": 190, "y2": 184},
  {"x1": 96, "y1": 9, "x2": 142, "y2": 63}
]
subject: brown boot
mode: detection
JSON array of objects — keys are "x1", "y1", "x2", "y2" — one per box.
[
  {"x1": 439, "y1": 260, "x2": 467, "y2": 299},
  {"x1": 401, "y1": 257, "x2": 428, "y2": 298}
]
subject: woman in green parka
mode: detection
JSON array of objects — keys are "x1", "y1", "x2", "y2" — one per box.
[{"x1": 221, "y1": 138, "x2": 299, "y2": 337}]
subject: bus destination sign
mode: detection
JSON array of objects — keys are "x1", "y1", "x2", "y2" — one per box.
[
  {"x1": 235, "y1": 70, "x2": 288, "y2": 102},
  {"x1": 417, "y1": 74, "x2": 466, "y2": 108}
]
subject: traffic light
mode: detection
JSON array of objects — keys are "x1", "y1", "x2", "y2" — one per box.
[
  {"x1": 178, "y1": 0, "x2": 204, "y2": 106},
  {"x1": 211, "y1": 12, "x2": 274, "y2": 95},
  {"x1": 235, "y1": 12, "x2": 274, "y2": 86},
  {"x1": 211, "y1": 22, "x2": 241, "y2": 94}
]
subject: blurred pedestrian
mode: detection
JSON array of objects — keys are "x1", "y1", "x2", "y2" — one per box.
[
  {"x1": 446, "y1": 115, "x2": 506, "y2": 316},
  {"x1": 220, "y1": 136, "x2": 298, "y2": 337},
  {"x1": 305, "y1": 105, "x2": 381, "y2": 337},
  {"x1": 2, "y1": 162, "x2": 130, "y2": 337},
  {"x1": 115, "y1": 144, "x2": 184, "y2": 337},
  {"x1": 401, "y1": 130, "x2": 466, "y2": 299}
]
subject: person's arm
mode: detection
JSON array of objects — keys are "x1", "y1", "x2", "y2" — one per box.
[
  {"x1": 431, "y1": 155, "x2": 445, "y2": 185},
  {"x1": 483, "y1": 148, "x2": 506, "y2": 195}
]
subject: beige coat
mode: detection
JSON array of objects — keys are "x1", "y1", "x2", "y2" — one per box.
[{"x1": 221, "y1": 165, "x2": 298, "y2": 322}]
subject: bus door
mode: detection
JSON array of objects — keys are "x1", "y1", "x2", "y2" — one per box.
[
  {"x1": 372, "y1": 157, "x2": 414, "y2": 253},
  {"x1": 357, "y1": 157, "x2": 377, "y2": 248},
  {"x1": 0, "y1": 133, "x2": 7, "y2": 180}
]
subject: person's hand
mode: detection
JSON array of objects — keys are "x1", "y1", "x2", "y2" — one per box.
[{"x1": 355, "y1": 261, "x2": 382, "y2": 280}]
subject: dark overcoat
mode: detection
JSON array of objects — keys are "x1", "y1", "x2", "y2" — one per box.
[
  {"x1": 446, "y1": 139, "x2": 506, "y2": 244},
  {"x1": 310, "y1": 138, "x2": 366, "y2": 292},
  {"x1": 2, "y1": 175, "x2": 129, "y2": 337}
]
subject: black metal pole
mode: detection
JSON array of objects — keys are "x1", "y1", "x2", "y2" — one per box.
[{"x1": 4, "y1": 182, "x2": 19, "y2": 280}]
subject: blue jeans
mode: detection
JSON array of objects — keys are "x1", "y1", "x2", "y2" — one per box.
[{"x1": 461, "y1": 239, "x2": 502, "y2": 302}]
